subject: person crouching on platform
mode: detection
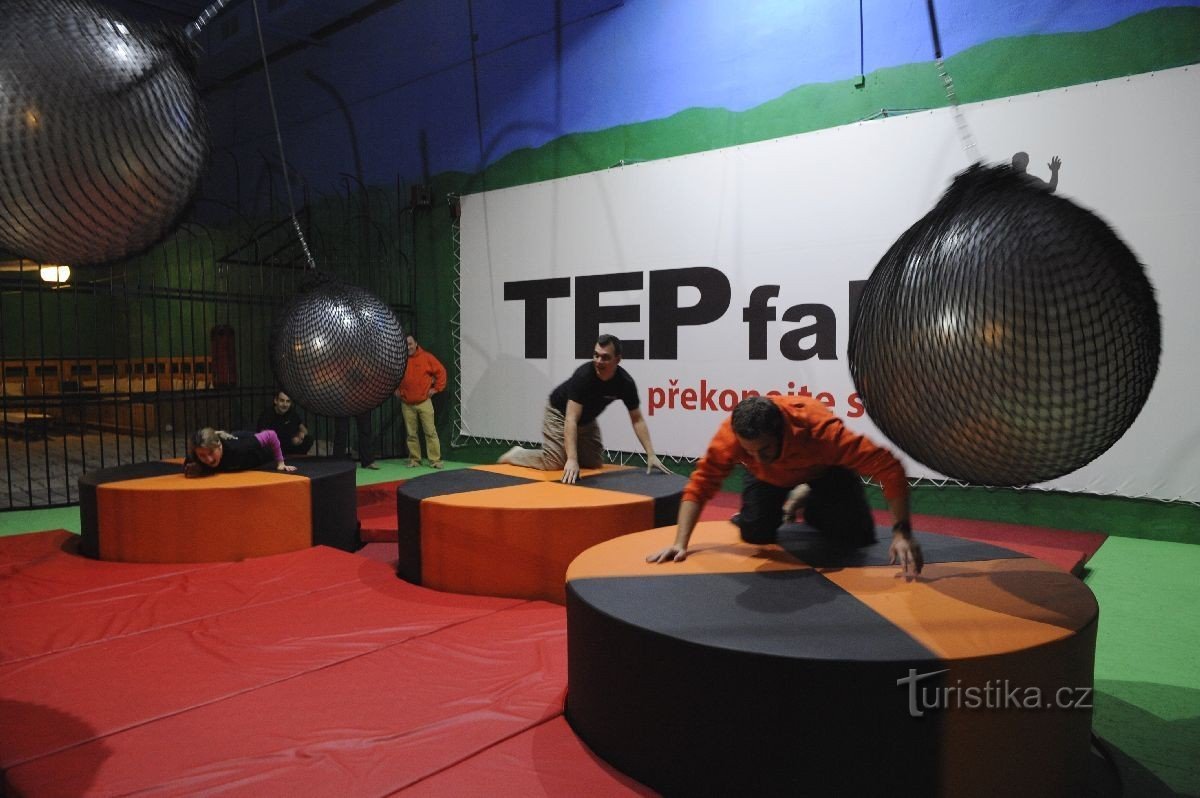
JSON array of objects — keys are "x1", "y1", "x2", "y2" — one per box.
[
  {"x1": 499, "y1": 333, "x2": 673, "y2": 484},
  {"x1": 256, "y1": 391, "x2": 314, "y2": 455},
  {"x1": 645, "y1": 395, "x2": 923, "y2": 580},
  {"x1": 184, "y1": 428, "x2": 298, "y2": 478}
]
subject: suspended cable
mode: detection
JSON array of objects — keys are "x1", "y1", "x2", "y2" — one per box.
[{"x1": 249, "y1": 0, "x2": 317, "y2": 269}]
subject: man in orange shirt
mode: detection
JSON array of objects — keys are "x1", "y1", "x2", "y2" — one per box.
[
  {"x1": 646, "y1": 395, "x2": 923, "y2": 579},
  {"x1": 396, "y1": 335, "x2": 448, "y2": 468}
]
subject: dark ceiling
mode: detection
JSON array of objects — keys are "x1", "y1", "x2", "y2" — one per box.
[{"x1": 98, "y1": 0, "x2": 402, "y2": 91}]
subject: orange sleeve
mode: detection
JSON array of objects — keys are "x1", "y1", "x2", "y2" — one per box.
[
  {"x1": 430, "y1": 353, "x2": 447, "y2": 392},
  {"x1": 806, "y1": 411, "x2": 909, "y2": 502},
  {"x1": 682, "y1": 421, "x2": 739, "y2": 506}
]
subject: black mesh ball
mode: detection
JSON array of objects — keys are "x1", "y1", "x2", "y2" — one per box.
[
  {"x1": 269, "y1": 276, "x2": 408, "y2": 418},
  {"x1": 848, "y1": 164, "x2": 1160, "y2": 486},
  {"x1": 0, "y1": 0, "x2": 208, "y2": 265}
]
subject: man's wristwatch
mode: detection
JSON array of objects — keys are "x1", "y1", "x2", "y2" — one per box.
[{"x1": 892, "y1": 519, "x2": 912, "y2": 538}]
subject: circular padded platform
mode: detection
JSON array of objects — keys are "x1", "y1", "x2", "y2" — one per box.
[
  {"x1": 397, "y1": 464, "x2": 686, "y2": 603},
  {"x1": 565, "y1": 521, "x2": 1099, "y2": 797},
  {"x1": 79, "y1": 457, "x2": 358, "y2": 563}
]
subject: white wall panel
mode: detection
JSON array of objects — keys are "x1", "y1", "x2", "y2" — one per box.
[{"x1": 461, "y1": 66, "x2": 1200, "y2": 501}]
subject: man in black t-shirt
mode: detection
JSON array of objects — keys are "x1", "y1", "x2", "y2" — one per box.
[
  {"x1": 499, "y1": 334, "x2": 673, "y2": 483},
  {"x1": 256, "y1": 391, "x2": 314, "y2": 456}
]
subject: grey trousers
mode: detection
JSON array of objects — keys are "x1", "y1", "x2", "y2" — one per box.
[{"x1": 505, "y1": 405, "x2": 604, "y2": 470}]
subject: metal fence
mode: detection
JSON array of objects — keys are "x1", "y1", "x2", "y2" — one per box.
[{"x1": 0, "y1": 180, "x2": 417, "y2": 510}]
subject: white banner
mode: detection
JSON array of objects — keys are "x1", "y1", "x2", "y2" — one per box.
[{"x1": 461, "y1": 66, "x2": 1200, "y2": 502}]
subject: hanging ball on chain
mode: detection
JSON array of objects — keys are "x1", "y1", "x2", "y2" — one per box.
[
  {"x1": 0, "y1": 0, "x2": 208, "y2": 266},
  {"x1": 270, "y1": 276, "x2": 408, "y2": 418},
  {"x1": 848, "y1": 163, "x2": 1160, "y2": 487}
]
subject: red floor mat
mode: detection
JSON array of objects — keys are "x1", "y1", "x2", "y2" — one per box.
[
  {"x1": 1, "y1": 546, "x2": 529, "y2": 771},
  {"x1": 1, "y1": 531, "x2": 582, "y2": 796},
  {"x1": 2, "y1": 490, "x2": 1104, "y2": 796},
  {"x1": 400, "y1": 716, "x2": 655, "y2": 797},
  {"x1": 359, "y1": 503, "x2": 401, "y2": 542},
  {"x1": 0, "y1": 533, "x2": 215, "y2": 608},
  {"x1": 5, "y1": 602, "x2": 568, "y2": 796},
  {"x1": 356, "y1": 480, "x2": 406, "y2": 507},
  {"x1": 358, "y1": 480, "x2": 406, "y2": 542}
]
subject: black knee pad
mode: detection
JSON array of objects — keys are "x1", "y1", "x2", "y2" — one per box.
[{"x1": 734, "y1": 514, "x2": 779, "y2": 545}]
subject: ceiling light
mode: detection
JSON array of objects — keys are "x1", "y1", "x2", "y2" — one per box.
[{"x1": 39, "y1": 265, "x2": 71, "y2": 283}]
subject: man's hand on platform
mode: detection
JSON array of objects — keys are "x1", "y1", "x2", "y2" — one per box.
[
  {"x1": 647, "y1": 504, "x2": 699, "y2": 565},
  {"x1": 889, "y1": 534, "x2": 924, "y2": 581},
  {"x1": 645, "y1": 454, "x2": 672, "y2": 476},
  {"x1": 646, "y1": 543, "x2": 688, "y2": 564},
  {"x1": 561, "y1": 458, "x2": 580, "y2": 484}
]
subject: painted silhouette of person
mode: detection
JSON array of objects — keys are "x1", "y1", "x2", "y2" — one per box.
[{"x1": 1011, "y1": 151, "x2": 1061, "y2": 193}]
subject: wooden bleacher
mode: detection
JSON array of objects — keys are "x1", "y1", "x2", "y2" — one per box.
[{"x1": 0, "y1": 357, "x2": 216, "y2": 436}]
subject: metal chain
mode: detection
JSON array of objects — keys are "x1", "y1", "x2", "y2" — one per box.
[
  {"x1": 935, "y1": 58, "x2": 978, "y2": 159},
  {"x1": 926, "y1": 0, "x2": 980, "y2": 161},
  {"x1": 184, "y1": 0, "x2": 237, "y2": 39}
]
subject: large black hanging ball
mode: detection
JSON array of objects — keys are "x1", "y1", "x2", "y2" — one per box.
[
  {"x1": 270, "y1": 276, "x2": 408, "y2": 418},
  {"x1": 848, "y1": 164, "x2": 1160, "y2": 486},
  {"x1": 0, "y1": 0, "x2": 208, "y2": 265}
]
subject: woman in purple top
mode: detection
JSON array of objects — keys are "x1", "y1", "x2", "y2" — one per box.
[{"x1": 184, "y1": 427, "x2": 298, "y2": 478}]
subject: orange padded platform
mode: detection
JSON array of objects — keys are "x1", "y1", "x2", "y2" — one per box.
[
  {"x1": 79, "y1": 458, "x2": 359, "y2": 563},
  {"x1": 565, "y1": 521, "x2": 1099, "y2": 797},
  {"x1": 96, "y1": 471, "x2": 310, "y2": 562},
  {"x1": 397, "y1": 465, "x2": 687, "y2": 603}
]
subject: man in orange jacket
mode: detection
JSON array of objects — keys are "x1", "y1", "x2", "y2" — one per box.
[
  {"x1": 646, "y1": 394, "x2": 923, "y2": 579},
  {"x1": 396, "y1": 335, "x2": 447, "y2": 468}
]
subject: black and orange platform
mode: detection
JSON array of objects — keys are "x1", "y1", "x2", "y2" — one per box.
[
  {"x1": 79, "y1": 457, "x2": 358, "y2": 563},
  {"x1": 397, "y1": 464, "x2": 687, "y2": 603},
  {"x1": 566, "y1": 521, "x2": 1099, "y2": 797}
]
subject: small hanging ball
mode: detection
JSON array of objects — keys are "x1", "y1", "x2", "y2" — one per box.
[
  {"x1": 270, "y1": 276, "x2": 408, "y2": 418},
  {"x1": 848, "y1": 164, "x2": 1160, "y2": 486},
  {"x1": 0, "y1": 0, "x2": 208, "y2": 265}
]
